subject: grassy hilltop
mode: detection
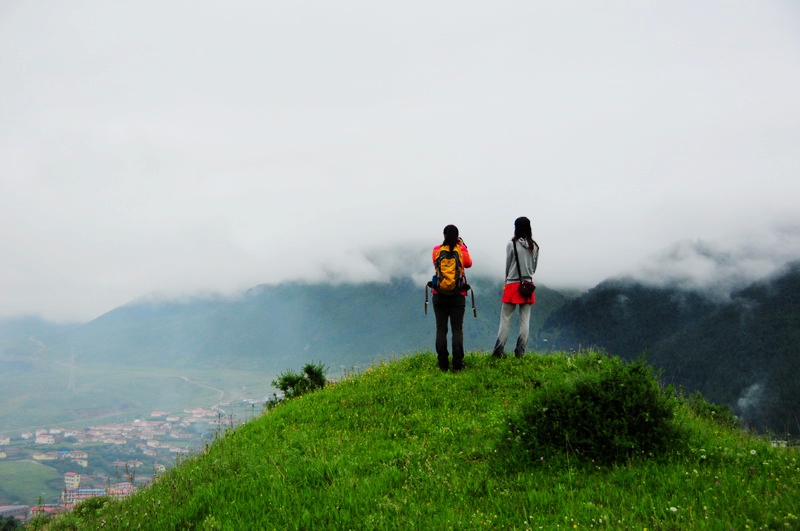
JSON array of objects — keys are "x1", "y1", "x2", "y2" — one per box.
[{"x1": 35, "y1": 351, "x2": 800, "y2": 530}]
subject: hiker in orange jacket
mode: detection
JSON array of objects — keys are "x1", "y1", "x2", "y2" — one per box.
[{"x1": 431, "y1": 224, "x2": 472, "y2": 371}]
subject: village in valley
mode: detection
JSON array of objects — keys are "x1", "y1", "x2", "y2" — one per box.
[{"x1": 0, "y1": 397, "x2": 268, "y2": 523}]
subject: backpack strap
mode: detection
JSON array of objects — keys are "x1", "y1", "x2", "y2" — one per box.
[{"x1": 513, "y1": 240, "x2": 524, "y2": 281}]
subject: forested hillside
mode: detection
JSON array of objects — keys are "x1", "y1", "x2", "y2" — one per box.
[{"x1": 543, "y1": 261, "x2": 800, "y2": 436}]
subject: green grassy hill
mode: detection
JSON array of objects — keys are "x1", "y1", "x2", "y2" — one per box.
[{"x1": 36, "y1": 351, "x2": 800, "y2": 530}]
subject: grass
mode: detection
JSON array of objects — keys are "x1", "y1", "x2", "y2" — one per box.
[
  {"x1": 35, "y1": 351, "x2": 800, "y2": 530},
  {"x1": 0, "y1": 460, "x2": 62, "y2": 507}
]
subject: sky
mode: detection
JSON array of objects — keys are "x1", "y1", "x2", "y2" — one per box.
[{"x1": 1, "y1": 1, "x2": 800, "y2": 322}]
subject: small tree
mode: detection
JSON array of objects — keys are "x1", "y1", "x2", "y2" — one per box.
[{"x1": 272, "y1": 362, "x2": 328, "y2": 400}]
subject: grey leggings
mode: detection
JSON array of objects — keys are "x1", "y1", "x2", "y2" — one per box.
[{"x1": 492, "y1": 302, "x2": 531, "y2": 357}]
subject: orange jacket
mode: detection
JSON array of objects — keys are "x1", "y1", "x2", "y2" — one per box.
[{"x1": 431, "y1": 242, "x2": 472, "y2": 295}]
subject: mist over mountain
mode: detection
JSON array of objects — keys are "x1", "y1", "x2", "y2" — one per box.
[
  {"x1": 543, "y1": 260, "x2": 800, "y2": 436},
  {"x1": 628, "y1": 232, "x2": 800, "y2": 298},
  {"x1": 0, "y1": 277, "x2": 567, "y2": 434}
]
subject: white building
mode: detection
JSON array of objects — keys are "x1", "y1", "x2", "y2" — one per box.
[{"x1": 65, "y1": 472, "x2": 81, "y2": 489}]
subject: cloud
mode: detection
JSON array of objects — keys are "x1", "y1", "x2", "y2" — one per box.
[
  {"x1": 1, "y1": 1, "x2": 800, "y2": 320},
  {"x1": 629, "y1": 224, "x2": 800, "y2": 296},
  {"x1": 737, "y1": 382, "x2": 765, "y2": 423}
]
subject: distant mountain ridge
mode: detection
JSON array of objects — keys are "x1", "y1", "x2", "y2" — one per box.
[
  {"x1": 0, "y1": 316, "x2": 79, "y2": 344},
  {"x1": 0, "y1": 277, "x2": 567, "y2": 434},
  {"x1": 543, "y1": 261, "x2": 800, "y2": 436},
  {"x1": 10, "y1": 277, "x2": 566, "y2": 368},
  {"x1": 4, "y1": 265, "x2": 798, "y2": 437}
]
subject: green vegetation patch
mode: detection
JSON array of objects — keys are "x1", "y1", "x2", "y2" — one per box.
[
  {"x1": 503, "y1": 355, "x2": 684, "y2": 465},
  {"x1": 0, "y1": 460, "x2": 62, "y2": 507},
  {"x1": 36, "y1": 351, "x2": 800, "y2": 530}
]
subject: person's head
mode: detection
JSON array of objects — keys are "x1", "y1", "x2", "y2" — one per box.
[
  {"x1": 442, "y1": 224, "x2": 460, "y2": 249},
  {"x1": 513, "y1": 216, "x2": 532, "y2": 240}
]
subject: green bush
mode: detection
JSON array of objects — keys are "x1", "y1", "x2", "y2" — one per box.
[
  {"x1": 504, "y1": 355, "x2": 681, "y2": 465},
  {"x1": 271, "y1": 361, "x2": 328, "y2": 400},
  {"x1": 70, "y1": 495, "x2": 112, "y2": 518}
]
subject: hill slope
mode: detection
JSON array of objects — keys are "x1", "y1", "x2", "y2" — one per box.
[{"x1": 38, "y1": 352, "x2": 800, "y2": 530}]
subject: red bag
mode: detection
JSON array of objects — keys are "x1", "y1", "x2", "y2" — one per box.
[{"x1": 518, "y1": 279, "x2": 536, "y2": 298}]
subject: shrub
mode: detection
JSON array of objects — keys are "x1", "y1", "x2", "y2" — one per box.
[
  {"x1": 71, "y1": 495, "x2": 112, "y2": 518},
  {"x1": 684, "y1": 390, "x2": 741, "y2": 430},
  {"x1": 504, "y1": 355, "x2": 681, "y2": 465},
  {"x1": 271, "y1": 361, "x2": 328, "y2": 400},
  {"x1": 0, "y1": 515, "x2": 22, "y2": 530}
]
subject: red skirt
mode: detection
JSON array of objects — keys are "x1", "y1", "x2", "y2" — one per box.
[{"x1": 501, "y1": 282, "x2": 535, "y2": 305}]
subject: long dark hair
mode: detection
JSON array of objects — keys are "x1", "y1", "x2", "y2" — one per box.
[
  {"x1": 512, "y1": 217, "x2": 536, "y2": 254},
  {"x1": 442, "y1": 224, "x2": 459, "y2": 250}
]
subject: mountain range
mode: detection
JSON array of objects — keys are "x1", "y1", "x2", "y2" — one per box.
[
  {"x1": 0, "y1": 278, "x2": 567, "y2": 434},
  {"x1": 2, "y1": 263, "x2": 798, "y2": 437}
]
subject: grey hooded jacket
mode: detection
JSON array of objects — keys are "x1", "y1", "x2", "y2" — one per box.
[{"x1": 504, "y1": 238, "x2": 539, "y2": 283}]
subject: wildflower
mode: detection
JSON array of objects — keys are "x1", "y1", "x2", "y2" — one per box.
[
  {"x1": 669, "y1": 507, "x2": 678, "y2": 513},
  {"x1": 750, "y1": 449, "x2": 757, "y2": 455}
]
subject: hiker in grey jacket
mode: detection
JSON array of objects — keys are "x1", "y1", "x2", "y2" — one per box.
[{"x1": 492, "y1": 216, "x2": 540, "y2": 358}]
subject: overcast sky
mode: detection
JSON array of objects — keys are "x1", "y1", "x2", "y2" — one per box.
[{"x1": 2, "y1": 1, "x2": 799, "y2": 321}]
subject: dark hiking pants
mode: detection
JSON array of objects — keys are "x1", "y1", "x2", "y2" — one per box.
[{"x1": 432, "y1": 294, "x2": 466, "y2": 371}]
